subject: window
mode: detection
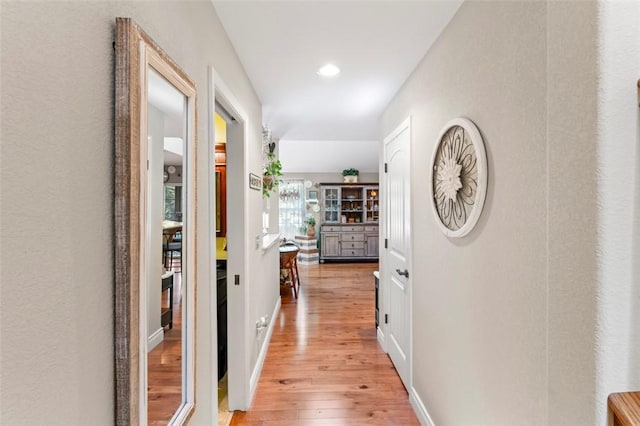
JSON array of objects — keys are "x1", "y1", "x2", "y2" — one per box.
[
  {"x1": 278, "y1": 180, "x2": 305, "y2": 239},
  {"x1": 164, "y1": 184, "x2": 183, "y2": 221}
]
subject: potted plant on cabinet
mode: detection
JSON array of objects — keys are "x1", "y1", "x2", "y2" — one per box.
[
  {"x1": 342, "y1": 168, "x2": 359, "y2": 183},
  {"x1": 263, "y1": 151, "x2": 283, "y2": 197}
]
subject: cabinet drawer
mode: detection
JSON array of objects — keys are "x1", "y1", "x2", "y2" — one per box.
[
  {"x1": 341, "y1": 226, "x2": 362, "y2": 232},
  {"x1": 341, "y1": 248, "x2": 365, "y2": 257},
  {"x1": 322, "y1": 232, "x2": 340, "y2": 237},
  {"x1": 323, "y1": 226, "x2": 342, "y2": 232},
  {"x1": 341, "y1": 233, "x2": 365, "y2": 242},
  {"x1": 342, "y1": 241, "x2": 365, "y2": 249},
  {"x1": 364, "y1": 226, "x2": 378, "y2": 233}
]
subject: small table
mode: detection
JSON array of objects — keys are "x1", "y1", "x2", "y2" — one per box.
[
  {"x1": 279, "y1": 245, "x2": 301, "y2": 298},
  {"x1": 162, "y1": 220, "x2": 182, "y2": 242}
]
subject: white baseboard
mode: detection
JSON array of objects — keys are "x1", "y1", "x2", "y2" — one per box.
[
  {"x1": 248, "y1": 296, "x2": 281, "y2": 404},
  {"x1": 410, "y1": 387, "x2": 436, "y2": 426},
  {"x1": 377, "y1": 326, "x2": 386, "y2": 351},
  {"x1": 147, "y1": 327, "x2": 164, "y2": 352}
]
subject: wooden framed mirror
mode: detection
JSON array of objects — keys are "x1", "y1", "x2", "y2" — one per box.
[{"x1": 114, "y1": 18, "x2": 197, "y2": 425}]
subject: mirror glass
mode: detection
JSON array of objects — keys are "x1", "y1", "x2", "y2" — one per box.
[
  {"x1": 114, "y1": 18, "x2": 196, "y2": 426},
  {"x1": 146, "y1": 67, "x2": 186, "y2": 424}
]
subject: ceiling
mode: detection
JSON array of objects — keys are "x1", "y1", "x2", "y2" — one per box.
[{"x1": 213, "y1": 0, "x2": 463, "y2": 142}]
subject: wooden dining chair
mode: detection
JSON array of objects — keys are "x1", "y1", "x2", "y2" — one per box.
[
  {"x1": 279, "y1": 246, "x2": 301, "y2": 298},
  {"x1": 163, "y1": 231, "x2": 182, "y2": 272}
]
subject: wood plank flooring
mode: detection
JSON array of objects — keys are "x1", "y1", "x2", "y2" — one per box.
[
  {"x1": 148, "y1": 270, "x2": 182, "y2": 425},
  {"x1": 230, "y1": 262, "x2": 418, "y2": 426}
]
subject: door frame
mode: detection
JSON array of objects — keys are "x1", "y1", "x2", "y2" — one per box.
[
  {"x1": 380, "y1": 116, "x2": 413, "y2": 389},
  {"x1": 208, "y1": 67, "x2": 251, "y2": 412}
]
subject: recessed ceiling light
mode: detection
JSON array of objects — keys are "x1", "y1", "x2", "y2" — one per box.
[{"x1": 317, "y1": 64, "x2": 340, "y2": 77}]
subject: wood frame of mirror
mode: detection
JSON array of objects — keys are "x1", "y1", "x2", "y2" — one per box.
[{"x1": 114, "y1": 17, "x2": 197, "y2": 426}]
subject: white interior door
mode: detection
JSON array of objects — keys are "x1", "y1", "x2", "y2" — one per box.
[{"x1": 383, "y1": 118, "x2": 411, "y2": 390}]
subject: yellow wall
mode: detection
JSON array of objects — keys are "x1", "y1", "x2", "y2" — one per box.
[{"x1": 215, "y1": 112, "x2": 227, "y2": 144}]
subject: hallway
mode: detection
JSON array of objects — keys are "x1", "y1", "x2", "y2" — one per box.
[{"x1": 230, "y1": 263, "x2": 419, "y2": 425}]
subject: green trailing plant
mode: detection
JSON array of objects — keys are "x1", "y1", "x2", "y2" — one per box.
[
  {"x1": 263, "y1": 151, "x2": 283, "y2": 197},
  {"x1": 305, "y1": 216, "x2": 316, "y2": 226},
  {"x1": 341, "y1": 168, "x2": 359, "y2": 177}
]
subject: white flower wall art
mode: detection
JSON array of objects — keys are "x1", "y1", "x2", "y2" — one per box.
[{"x1": 430, "y1": 118, "x2": 487, "y2": 238}]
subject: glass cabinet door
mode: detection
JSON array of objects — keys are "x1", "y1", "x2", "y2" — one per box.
[
  {"x1": 364, "y1": 186, "x2": 379, "y2": 223},
  {"x1": 322, "y1": 186, "x2": 340, "y2": 223},
  {"x1": 340, "y1": 186, "x2": 364, "y2": 224}
]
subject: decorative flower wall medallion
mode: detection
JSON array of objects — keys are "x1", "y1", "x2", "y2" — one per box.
[{"x1": 430, "y1": 118, "x2": 487, "y2": 238}]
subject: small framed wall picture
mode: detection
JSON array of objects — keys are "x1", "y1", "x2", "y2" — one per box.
[
  {"x1": 307, "y1": 190, "x2": 318, "y2": 202},
  {"x1": 249, "y1": 173, "x2": 262, "y2": 191}
]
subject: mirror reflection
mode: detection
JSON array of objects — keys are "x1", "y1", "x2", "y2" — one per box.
[{"x1": 146, "y1": 66, "x2": 187, "y2": 424}]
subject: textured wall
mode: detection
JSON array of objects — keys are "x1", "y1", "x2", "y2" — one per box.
[
  {"x1": 382, "y1": 1, "x2": 640, "y2": 424},
  {"x1": 0, "y1": 2, "x2": 266, "y2": 424},
  {"x1": 594, "y1": 0, "x2": 640, "y2": 423},
  {"x1": 381, "y1": 2, "x2": 548, "y2": 424},
  {"x1": 547, "y1": 2, "x2": 599, "y2": 424}
]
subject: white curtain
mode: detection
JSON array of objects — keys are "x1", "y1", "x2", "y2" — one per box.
[{"x1": 278, "y1": 180, "x2": 305, "y2": 240}]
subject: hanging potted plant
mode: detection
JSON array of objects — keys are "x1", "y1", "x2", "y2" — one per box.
[
  {"x1": 263, "y1": 151, "x2": 283, "y2": 197},
  {"x1": 342, "y1": 168, "x2": 359, "y2": 183}
]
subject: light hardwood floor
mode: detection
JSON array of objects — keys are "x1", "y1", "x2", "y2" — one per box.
[
  {"x1": 148, "y1": 270, "x2": 182, "y2": 425},
  {"x1": 230, "y1": 262, "x2": 419, "y2": 426}
]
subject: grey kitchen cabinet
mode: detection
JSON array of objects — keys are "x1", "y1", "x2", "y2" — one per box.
[
  {"x1": 319, "y1": 184, "x2": 380, "y2": 262},
  {"x1": 321, "y1": 233, "x2": 341, "y2": 257},
  {"x1": 319, "y1": 223, "x2": 379, "y2": 262},
  {"x1": 320, "y1": 184, "x2": 379, "y2": 225},
  {"x1": 365, "y1": 233, "x2": 379, "y2": 257}
]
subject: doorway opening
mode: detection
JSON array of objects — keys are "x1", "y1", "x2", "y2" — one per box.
[
  {"x1": 214, "y1": 107, "x2": 231, "y2": 424},
  {"x1": 210, "y1": 67, "x2": 251, "y2": 424}
]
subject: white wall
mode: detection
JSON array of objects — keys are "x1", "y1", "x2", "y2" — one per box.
[
  {"x1": 595, "y1": 0, "x2": 640, "y2": 424},
  {"x1": 280, "y1": 139, "x2": 379, "y2": 173},
  {"x1": 0, "y1": 2, "x2": 267, "y2": 424},
  {"x1": 547, "y1": 2, "x2": 599, "y2": 423},
  {"x1": 540, "y1": 2, "x2": 640, "y2": 424},
  {"x1": 382, "y1": 2, "x2": 548, "y2": 424},
  {"x1": 382, "y1": 1, "x2": 640, "y2": 425},
  {"x1": 147, "y1": 105, "x2": 165, "y2": 346},
  {"x1": 224, "y1": 99, "x2": 280, "y2": 409}
]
